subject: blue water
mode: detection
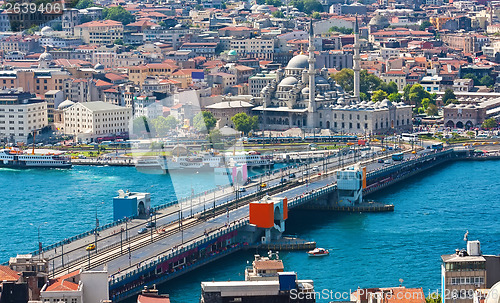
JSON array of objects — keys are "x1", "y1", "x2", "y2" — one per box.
[{"x1": 1, "y1": 160, "x2": 499, "y2": 302}]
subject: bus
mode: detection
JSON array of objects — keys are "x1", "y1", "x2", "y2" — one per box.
[
  {"x1": 392, "y1": 152, "x2": 404, "y2": 161},
  {"x1": 401, "y1": 133, "x2": 418, "y2": 143},
  {"x1": 431, "y1": 143, "x2": 443, "y2": 150}
]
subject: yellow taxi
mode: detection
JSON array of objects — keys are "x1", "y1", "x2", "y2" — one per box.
[
  {"x1": 260, "y1": 183, "x2": 267, "y2": 188},
  {"x1": 86, "y1": 244, "x2": 96, "y2": 251},
  {"x1": 411, "y1": 150, "x2": 416, "y2": 154}
]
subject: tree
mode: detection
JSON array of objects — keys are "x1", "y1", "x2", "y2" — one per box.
[
  {"x1": 265, "y1": 0, "x2": 282, "y2": 6},
  {"x1": 386, "y1": 81, "x2": 398, "y2": 95},
  {"x1": 403, "y1": 84, "x2": 412, "y2": 102},
  {"x1": 442, "y1": 88, "x2": 456, "y2": 105},
  {"x1": 132, "y1": 116, "x2": 153, "y2": 136},
  {"x1": 312, "y1": 12, "x2": 321, "y2": 19},
  {"x1": 480, "y1": 75, "x2": 494, "y2": 87},
  {"x1": 193, "y1": 111, "x2": 217, "y2": 132},
  {"x1": 419, "y1": 20, "x2": 432, "y2": 31},
  {"x1": 463, "y1": 73, "x2": 479, "y2": 86},
  {"x1": 482, "y1": 118, "x2": 497, "y2": 129},
  {"x1": 388, "y1": 92, "x2": 402, "y2": 102},
  {"x1": 408, "y1": 84, "x2": 431, "y2": 107},
  {"x1": 426, "y1": 104, "x2": 438, "y2": 116},
  {"x1": 421, "y1": 97, "x2": 431, "y2": 109},
  {"x1": 208, "y1": 129, "x2": 222, "y2": 144},
  {"x1": 103, "y1": 6, "x2": 135, "y2": 25},
  {"x1": 333, "y1": 68, "x2": 354, "y2": 92},
  {"x1": 220, "y1": 2, "x2": 227, "y2": 9},
  {"x1": 426, "y1": 294, "x2": 441, "y2": 303},
  {"x1": 114, "y1": 39, "x2": 124, "y2": 45},
  {"x1": 152, "y1": 116, "x2": 178, "y2": 137},
  {"x1": 290, "y1": 0, "x2": 323, "y2": 14},
  {"x1": 231, "y1": 113, "x2": 258, "y2": 135},
  {"x1": 371, "y1": 90, "x2": 388, "y2": 102},
  {"x1": 75, "y1": 0, "x2": 94, "y2": 9},
  {"x1": 51, "y1": 21, "x2": 62, "y2": 31},
  {"x1": 328, "y1": 26, "x2": 353, "y2": 34},
  {"x1": 272, "y1": 10, "x2": 285, "y2": 18}
]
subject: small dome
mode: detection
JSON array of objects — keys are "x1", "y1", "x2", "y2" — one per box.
[
  {"x1": 94, "y1": 63, "x2": 104, "y2": 70},
  {"x1": 278, "y1": 76, "x2": 299, "y2": 86},
  {"x1": 228, "y1": 50, "x2": 237, "y2": 56},
  {"x1": 380, "y1": 99, "x2": 393, "y2": 107},
  {"x1": 286, "y1": 54, "x2": 309, "y2": 69},
  {"x1": 41, "y1": 26, "x2": 53, "y2": 36},
  {"x1": 301, "y1": 87, "x2": 310, "y2": 94},
  {"x1": 39, "y1": 50, "x2": 53, "y2": 61},
  {"x1": 315, "y1": 76, "x2": 328, "y2": 84},
  {"x1": 58, "y1": 99, "x2": 75, "y2": 110}
]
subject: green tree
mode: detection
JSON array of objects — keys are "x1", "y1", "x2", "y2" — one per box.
[
  {"x1": 103, "y1": 6, "x2": 135, "y2": 25},
  {"x1": 208, "y1": 129, "x2": 222, "y2": 144},
  {"x1": 421, "y1": 97, "x2": 431, "y2": 109},
  {"x1": 312, "y1": 12, "x2": 321, "y2": 19},
  {"x1": 114, "y1": 39, "x2": 124, "y2": 45},
  {"x1": 359, "y1": 92, "x2": 368, "y2": 101},
  {"x1": 426, "y1": 104, "x2": 438, "y2": 116},
  {"x1": 482, "y1": 118, "x2": 498, "y2": 129},
  {"x1": 446, "y1": 98, "x2": 459, "y2": 105},
  {"x1": 328, "y1": 26, "x2": 353, "y2": 34},
  {"x1": 164, "y1": 116, "x2": 179, "y2": 130},
  {"x1": 386, "y1": 81, "x2": 398, "y2": 94},
  {"x1": 25, "y1": 25, "x2": 39, "y2": 35},
  {"x1": 442, "y1": 88, "x2": 456, "y2": 105},
  {"x1": 388, "y1": 92, "x2": 402, "y2": 102},
  {"x1": 333, "y1": 68, "x2": 354, "y2": 92},
  {"x1": 265, "y1": 0, "x2": 282, "y2": 6},
  {"x1": 463, "y1": 73, "x2": 479, "y2": 86},
  {"x1": 426, "y1": 294, "x2": 441, "y2": 303},
  {"x1": 51, "y1": 21, "x2": 62, "y2": 31},
  {"x1": 272, "y1": 10, "x2": 285, "y2": 18},
  {"x1": 480, "y1": 75, "x2": 494, "y2": 86},
  {"x1": 408, "y1": 84, "x2": 431, "y2": 107},
  {"x1": 231, "y1": 113, "x2": 258, "y2": 135},
  {"x1": 371, "y1": 90, "x2": 388, "y2": 102},
  {"x1": 290, "y1": 0, "x2": 323, "y2": 14},
  {"x1": 419, "y1": 20, "x2": 432, "y2": 31},
  {"x1": 75, "y1": 0, "x2": 94, "y2": 9},
  {"x1": 193, "y1": 111, "x2": 217, "y2": 132},
  {"x1": 220, "y1": 2, "x2": 226, "y2": 9},
  {"x1": 403, "y1": 84, "x2": 412, "y2": 102},
  {"x1": 132, "y1": 116, "x2": 153, "y2": 135}
]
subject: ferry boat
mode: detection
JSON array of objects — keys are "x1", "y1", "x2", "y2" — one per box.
[
  {"x1": 307, "y1": 247, "x2": 329, "y2": 257},
  {"x1": 136, "y1": 152, "x2": 273, "y2": 174},
  {"x1": 0, "y1": 149, "x2": 72, "y2": 169}
]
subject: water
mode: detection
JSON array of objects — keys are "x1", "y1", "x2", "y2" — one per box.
[{"x1": 0, "y1": 160, "x2": 499, "y2": 302}]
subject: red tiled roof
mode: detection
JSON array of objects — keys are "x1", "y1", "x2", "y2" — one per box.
[
  {"x1": 76, "y1": 20, "x2": 123, "y2": 28},
  {"x1": 0, "y1": 266, "x2": 19, "y2": 282},
  {"x1": 95, "y1": 79, "x2": 113, "y2": 87},
  {"x1": 45, "y1": 270, "x2": 80, "y2": 292}
]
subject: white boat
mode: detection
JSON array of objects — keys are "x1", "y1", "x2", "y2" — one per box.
[
  {"x1": 307, "y1": 247, "x2": 329, "y2": 257},
  {"x1": 0, "y1": 149, "x2": 71, "y2": 169},
  {"x1": 136, "y1": 152, "x2": 273, "y2": 174}
]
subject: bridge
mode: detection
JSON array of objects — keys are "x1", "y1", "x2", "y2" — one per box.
[{"x1": 14, "y1": 146, "x2": 498, "y2": 301}]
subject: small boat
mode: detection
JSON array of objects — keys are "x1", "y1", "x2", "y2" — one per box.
[{"x1": 307, "y1": 247, "x2": 329, "y2": 257}]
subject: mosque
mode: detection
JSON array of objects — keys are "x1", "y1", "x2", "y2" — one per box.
[{"x1": 250, "y1": 18, "x2": 413, "y2": 135}]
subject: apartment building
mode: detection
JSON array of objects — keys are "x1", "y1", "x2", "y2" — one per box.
[
  {"x1": 229, "y1": 38, "x2": 275, "y2": 56},
  {"x1": 75, "y1": 20, "x2": 124, "y2": 45},
  {"x1": 63, "y1": 101, "x2": 131, "y2": 142},
  {"x1": 128, "y1": 63, "x2": 178, "y2": 86}
]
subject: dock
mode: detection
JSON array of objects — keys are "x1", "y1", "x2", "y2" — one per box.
[
  {"x1": 258, "y1": 238, "x2": 316, "y2": 251},
  {"x1": 302, "y1": 201, "x2": 394, "y2": 212}
]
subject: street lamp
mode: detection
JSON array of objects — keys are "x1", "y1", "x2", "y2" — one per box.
[
  {"x1": 30, "y1": 222, "x2": 48, "y2": 260},
  {"x1": 94, "y1": 201, "x2": 104, "y2": 253}
]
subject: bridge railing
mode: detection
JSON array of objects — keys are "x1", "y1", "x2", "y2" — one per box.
[{"x1": 109, "y1": 218, "x2": 249, "y2": 288}]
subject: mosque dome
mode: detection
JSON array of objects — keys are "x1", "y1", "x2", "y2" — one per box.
[
  {"x1": 39, "y1": 49, "x2": 53, "y2": 62},
  {"x1": 286, "y1": 54, "x2": 309, "y2": 69},
  {"x1": 315, "y1": 76, "x2": 328, "y2": 84},
  {"x1": 58, "y1": 99, "x2": 75, "y2": 110},
  {"x1": 94, "y1": 63, "x2": 104, "y2": 70},
  {"x1": 369, "y1": 14, "x2": 390, "y2": 29},
  {"x1": 41, "y1": 26, "x2": 53, "y2": 36},
  {"x1": 301, "y1": 87, "x2": 310, "y2": 94},
  {"x1": 380, "y1": 99, "x2": 393, "y2": 108},
  {"x1": 278, "y1": 76, "x2": 299, "y2": 86},
  {"x1": 486, "y1": 282, "x2": 500, "y2": 303}
]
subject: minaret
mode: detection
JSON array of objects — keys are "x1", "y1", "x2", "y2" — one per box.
[
  {"x1": 307, "y1": 19, "x2": 316, "y2": 128},
  {"x1": 353, "y1": 15, "x2": 361, "y2": 102}
]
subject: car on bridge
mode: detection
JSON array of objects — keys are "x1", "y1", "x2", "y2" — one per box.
[
  {"x1": 260, "y1": 183, "x2": 267, "y2": 188},
  {"x1": 289, "y1": 173, "x2": 296, "y2": 178},
  {"x1": 146, "y1": 221, "x2": 156, "y2": 228},
  {"x1": 138, "y1": 228, "x2": 148, "y2": 234},
  {"x1": 238, "y1": 187, "x2": 246, "y2": 192},
  {"x1": 86, "y1": 244, "x2": 95, "y2": 251}
]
